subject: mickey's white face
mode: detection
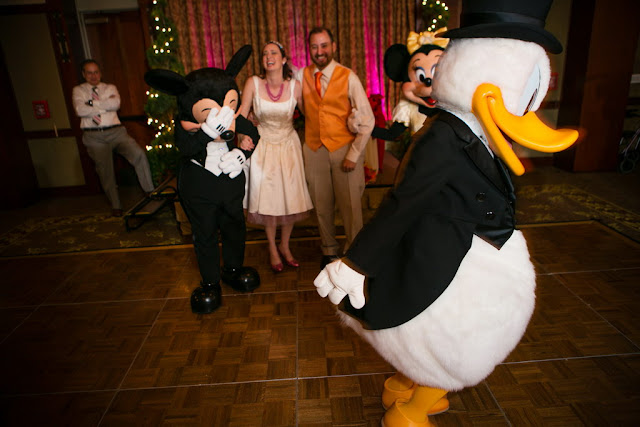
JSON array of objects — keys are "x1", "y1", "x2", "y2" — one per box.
[
  {"x1": 192, "y1": 90, "x2": 239, "y2": 123},
  {"x1": 180, "y1": 89, "x2": 240, "y2": 133}
]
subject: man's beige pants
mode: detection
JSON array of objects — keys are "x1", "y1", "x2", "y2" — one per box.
[{"x1": 303, "y1": 143, "x2": 365, "y2": 256}]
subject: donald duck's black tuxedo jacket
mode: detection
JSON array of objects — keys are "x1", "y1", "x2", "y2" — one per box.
[{"x1": 344, "y1": 111, "x2": 517, "y2": 330}]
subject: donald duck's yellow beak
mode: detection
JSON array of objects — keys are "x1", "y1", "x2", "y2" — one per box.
[{"x1": 471, "y1": 83, "x2": 579, "y2": 176}]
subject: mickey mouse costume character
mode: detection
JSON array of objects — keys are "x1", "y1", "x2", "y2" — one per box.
[
  {"x1": 313, "y1": 1, "x2": 579, "y2": 426},
  {"x1": 371, "y1": 29, "x2": 448, "y2": 142},
  {"x1": 145, "y1": 46, "x2": 261, "y2": 315}
]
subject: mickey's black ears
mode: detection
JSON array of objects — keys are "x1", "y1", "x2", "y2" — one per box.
[
  {"x1": 225, "y1": 45, "x2": 252, "y2": 77},
  {"x1": 145, "y1": 45, "x2": 251, "y2": 94},
  {"x1": 144, "y1": 69, "x2": 189, "y2": 95},
  {"x1": 384, "y1": 44, "x2": 411, "y2": 83}
]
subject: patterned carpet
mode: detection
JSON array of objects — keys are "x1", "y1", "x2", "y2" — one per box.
[
  {"x1": 0, "y1": 209, "x2": 186, "y2": 257},
  {"x1": 515, "y1": 184, "x2": 640, "y2": 242},
  {"x1": 0, "y1": 183, "x2": 638, "y2": 257}
]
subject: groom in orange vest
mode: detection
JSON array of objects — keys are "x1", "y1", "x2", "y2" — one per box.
[{"x1": 301, "y1": 27, "x2": 375, "y2": 268}]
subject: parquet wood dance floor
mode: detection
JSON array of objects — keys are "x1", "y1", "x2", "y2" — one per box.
[{"x1": 0, "y1": 221, "x2": 639, "y2": 426}]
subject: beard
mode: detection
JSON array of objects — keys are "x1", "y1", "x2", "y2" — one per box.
[{"x1": 312, "y1": 53, "x2": 332, "y2": 68}]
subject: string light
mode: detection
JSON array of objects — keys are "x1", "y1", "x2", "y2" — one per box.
[{"x1": 146, "y1": 0, "x2": 181, "y2": 180}]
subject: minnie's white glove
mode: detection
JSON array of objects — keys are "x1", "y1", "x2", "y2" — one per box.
[
  {"x1": 314, "y1": 259, "x2": 366, "y2": 309},
  {"x1": 201, "y1": 106, "x2": 235, "y2": 140},
  {"x1": 219, "y1": 148, "x2": 246, "y2": 179},
  {"x1": 347, "y1": 108, "x2": 362, "y2": 134}
]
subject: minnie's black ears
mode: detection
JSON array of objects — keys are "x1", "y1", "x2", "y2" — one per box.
[
  {"x1": 383, "y1": 44, "x2": 411, "y2": 83},
  {"x1": 225, "y1": 45, "x2": 252, "y2": 78},
  {"x1": 144, "y1": 69, "x2": 189, "y2": 95}
]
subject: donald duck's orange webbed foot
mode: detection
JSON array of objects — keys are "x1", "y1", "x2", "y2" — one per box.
[
  {"x1": 382, "y1": 386, "x2": 448, "y2": 427},
  {"x1": 383, "y1": 374, "x2": 416, "y2": 409},
  {"x1": 382, "y1": 374, "x2": 449, "y2": 414}
]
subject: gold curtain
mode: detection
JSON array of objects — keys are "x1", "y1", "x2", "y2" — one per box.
[{"x1": 165, "y1": 0, "x2": 415, "y2": 116}]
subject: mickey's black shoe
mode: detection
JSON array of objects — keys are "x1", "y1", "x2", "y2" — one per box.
[
  {"x1": 190, "y1": 282, "x2": 222, "y2": 314},
  {"x1": 221, "y1": 266, "x2": 260, "y2": 292}
]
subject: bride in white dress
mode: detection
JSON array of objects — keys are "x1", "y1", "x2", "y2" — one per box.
[{"x1": 239, "y1": 41, "x2": 313, "y2": 273}]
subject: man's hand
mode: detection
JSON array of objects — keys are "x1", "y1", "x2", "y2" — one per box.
[
  {"x1": 219, "y1": 148, "x2": 246, "y2": 179},
  {"x1": 314, "y1": 259, "x2": 366, "y2": 309},
  {"x1": 342, "y1": 158, "x2": 356, "y2": 172},
  {"x1": 201, "y1": 106, "x2": 235, "y2": 140},
  {"x1": 238, "y1": 134, "x2": 255, "y2": 151}
]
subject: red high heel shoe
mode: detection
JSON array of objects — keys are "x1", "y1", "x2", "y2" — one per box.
[
  {"x1": 278, "y1": 246, "x2": 299, "y2": 268},
  {"x1": 270, "y1": 251, "x2": 284, "y2": 273}
]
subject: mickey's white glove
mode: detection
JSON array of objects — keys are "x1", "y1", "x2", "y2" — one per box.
[
  {"x1": 347, "y1": 108, "x2": 362, "y2": 134},
  {"x1": 219, "y1": 148, "x2": 246, "y2": 179},
  {"x1": 314, "y1": 259, "x2": 366, "y2": 309},
  {"x1": 201, "y1": 106, "x2": 235, "y2": 140}
]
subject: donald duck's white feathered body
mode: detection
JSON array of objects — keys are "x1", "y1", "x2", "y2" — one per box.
[
  {"x1": 340, "y1": 37, "x2": 550, "y2": 391},
  {"x1": 314, "y1": 1, "x2": 578, "y2": 426}
]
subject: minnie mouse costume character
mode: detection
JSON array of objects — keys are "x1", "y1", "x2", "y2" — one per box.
[
  {"x1": 371, "y1": 30, "x2": 448, "y2": 142},
  {"x1": 145, "y1": 46, "x2": 261, "y2": 315},
  {"x1": 314, "y1": 1, "x2": 579, "y2": 425}
]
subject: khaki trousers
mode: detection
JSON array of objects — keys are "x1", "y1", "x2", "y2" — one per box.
[
  {"x1": 303, "y1": 143, "x2": 365, "y2": 256},
  {"x1": 82, "y1": 126, "x2": 154, "y2": 209}
]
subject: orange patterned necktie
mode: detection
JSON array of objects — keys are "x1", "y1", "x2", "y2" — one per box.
[{"x1": 314, "y1": 71, "x2": 323, "y2": 98}]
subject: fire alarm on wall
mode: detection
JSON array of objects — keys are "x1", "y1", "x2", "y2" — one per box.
[{"x1": 32, "y1": 100, "x2": 50, "y2": 119}]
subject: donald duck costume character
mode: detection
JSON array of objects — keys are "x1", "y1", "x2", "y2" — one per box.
[{"x1": 313, "y1": 1, "x2": 579, "y2": 426}]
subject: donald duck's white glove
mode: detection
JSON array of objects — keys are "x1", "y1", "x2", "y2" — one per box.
[
  {"x1": 347, "y1": 108, "x2": 363, "y2": 134},
  {"x1": 219, "y1": 148, "x2": 246, "y2": 179},
  {"x1": 201, "y1": 106, "x2": 235, "y2": 140},
  {"x1": 314, "y1": 259, "x2": 366, "y2": 309}
]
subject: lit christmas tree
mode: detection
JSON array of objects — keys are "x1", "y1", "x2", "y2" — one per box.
[
  {"x1": 144, "y1": 0, "x2": 183, "y2": 184},
  {"x1": 420, "y1": 0, "x2": 450, "y2": 32}
]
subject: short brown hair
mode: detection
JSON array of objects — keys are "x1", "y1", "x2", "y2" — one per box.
[
  {"x1": 308, "y1": 27, "x2": 334, "y2": 45},
  {"x1": 259, "y1": 41, "x2": 293, "y2": 81},
  {"x1": 80, "y1": 59, "x2": 100, "y2": 72}
]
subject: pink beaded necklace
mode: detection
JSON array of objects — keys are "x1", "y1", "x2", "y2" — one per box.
[{"x1": 265, "y1": 81, "x2": 284, "y2": 102}]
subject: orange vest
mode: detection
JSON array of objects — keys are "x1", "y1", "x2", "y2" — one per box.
[{"x1": 303, "y1": 64, "x2": 355, "y2": 152}]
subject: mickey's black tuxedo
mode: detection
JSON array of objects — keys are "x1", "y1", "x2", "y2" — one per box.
[
  {"x1": 176, "y1": 116, "x2": 259, "y2": 284},
  {"x1": 344, "y1": 111, "x2": 516, "y2": 330}
]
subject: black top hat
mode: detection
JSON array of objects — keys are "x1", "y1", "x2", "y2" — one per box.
[{"x1": 438, "y1": 0, "x2": 562, "y2": 54}]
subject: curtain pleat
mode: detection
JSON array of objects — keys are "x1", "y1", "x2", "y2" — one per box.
[{"x1": 165, "y1": 0, "x2": 415, "y2": 118}]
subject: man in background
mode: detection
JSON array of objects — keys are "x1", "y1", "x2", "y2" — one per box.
[
  {"x1": 72, "y1": 59, "x2": 154, "y2": 217},
  {"x1": 300, "y1": 27, "x2": 375, "y2": 268}
]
